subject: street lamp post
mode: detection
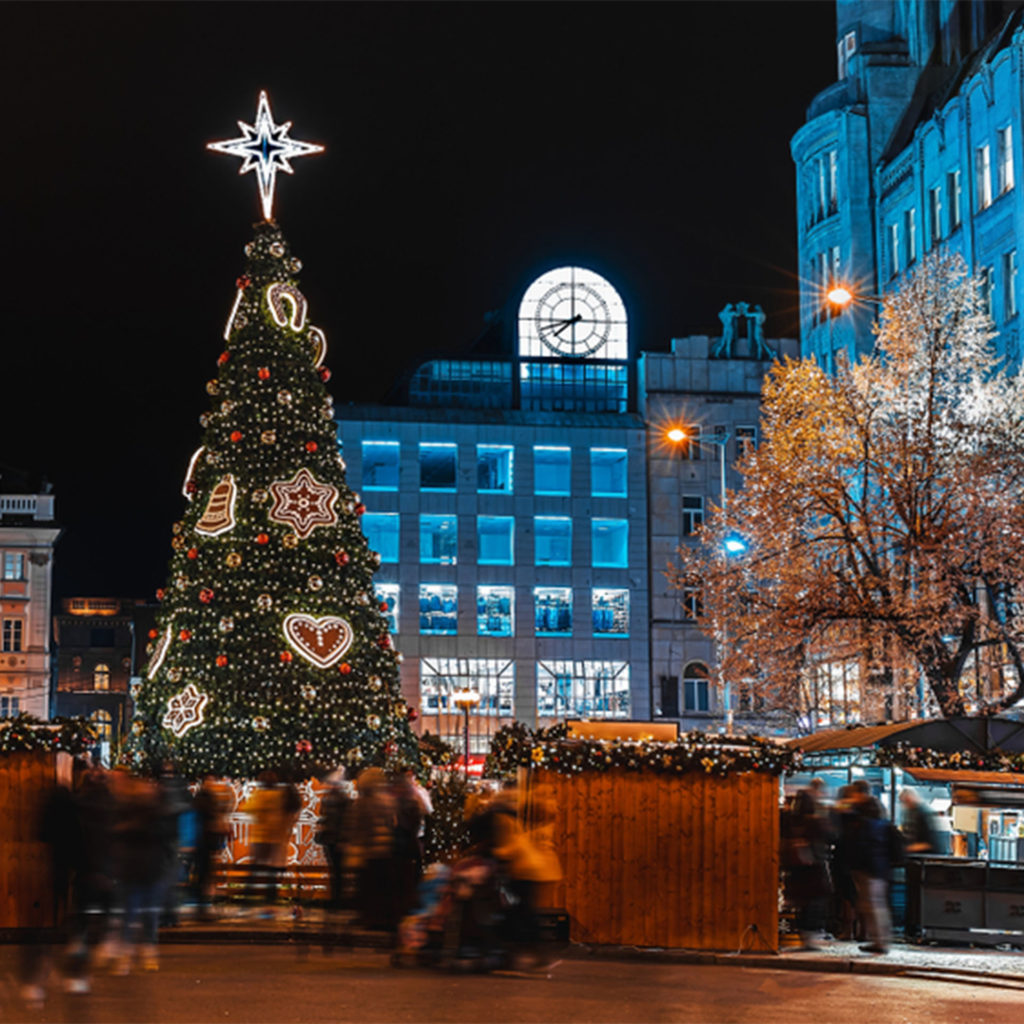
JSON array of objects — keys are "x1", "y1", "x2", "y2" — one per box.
[{"x1": 452, "y1": 689, "x2": 481, "y2": 779}]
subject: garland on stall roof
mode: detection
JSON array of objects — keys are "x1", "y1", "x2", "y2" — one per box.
[
  {"x1": 875, "y1": 742, "x2": 1024, "y2": 774},
  {"x1": 484, "y1": 722, "x2": 799, "y2": 779},
  {"x1": 0, "y1": 714, "x2": 97, "y2": 756}
]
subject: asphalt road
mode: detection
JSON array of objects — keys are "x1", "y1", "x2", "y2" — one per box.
[{"x1": 2, "y1": 944, "x2": 1020, "y2": 1024}]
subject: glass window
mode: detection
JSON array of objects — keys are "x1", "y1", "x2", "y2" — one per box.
[
  {"x1": 2, "y1": 553, "x2": 23, "y2": 581},
  {"x1": 976, "y1": 144, "x2": 992, "y2": 210},
  {"x1": 681, "y1": 496, "x2": 704, "y2": 537},
  {"x1": 477, "y1": 585, "x2": 514, "y2": 637},
  {"x1": 888, "y1": 223, "x2": 900, "y2": 278},
  {"x1": 2, "y1": 619, "x2": 23, "y2": 652},
  {"x1": 477, "y1": 445, "x2": 513, "y2": 493},
  {"x1": 998, "y1": 127, "x2": 1015, "y2": 195},
  {"x1": 0, "y1": 696, "x2": 19, "y2": 717},
  {"x1": 419, "y1": 584, "x2": 458, "y2": 635},
  {"x1": 363, "y1": 513, "x2": 400, "y2": 564},
  {"x1": 928, "y1": 186, "x2": 942, "y2": 246},
  {"x1": 93, "y1": 663, "x2": 110, "y2": 691},
  {"x1": 827, "y1": 149, "x2": 838, "y2": 213},
  {"x1": 592, "y1": 589, "x2": 629, "y2": 636},
  {"x1": 537, "y1": 660, "x2": 630, "y2": 719},
  {"x1": 90, "y1": 709, "x2": 113, "y2": 745},
  {"x1": 658, "y1": 675, "x2": 680, "y2": 718},
  {"x1": 592, "y1": 519, "x2": 628, "y2": 568},
  {"x1": 736, "y1": 426, "x2": 758, "y2": 459},
  {"x1": 590, "y1": 448, "x2": 627, "y2": 497},
  {"x1": 948, "y1": 169, "x2": 962, "y2": 229},
  {"x1": 375, "y1": 584, "x2": 399, "y2": 634},
  {"x1": 904, "y1": 208, "x2": 916, "y2": 265},
  {"x1": 681, "y1": 425, "x2": 702, "y2": 461},
  {"x1": 361, "y1": 441, "x2": 399, "y2": 490},
  {"x1": 981, "y1": 266, "x2": 995, "y2": 319},
  {"x1": 683, "y1": 662, "x2": 710, "y2": 712},
  {"x1": 420, "y1": 514, "x2": 457, "y2": 565},
  {"x1": 419, "y1": 443, "x2": 457, "y2": 490},
  {"x1": 477, "y1": 516, "x2": 514, "y2": 565},
  {"x1": 682, "y1": 586, "x2": 703, "y2": 621},
  {"x1": 534, "y1": 446, "x2": 571, "y2": 495},
  {"x1": 1004, "y1": 250, "x2": 1018, "y2": 320},
  {"x1": 420, "y1": 657, "x2": 515, "y2": 717},
  {"x1": 535, "y1": 517, "x2": 572, "y2": 566},
  {"x1": 534, "y1": 587, "x2": 572, "y2": 635}
]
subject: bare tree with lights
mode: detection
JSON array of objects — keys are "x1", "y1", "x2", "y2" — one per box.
[{"x1": 672, "y1": 252, "x2": 1024, "y2": 725}]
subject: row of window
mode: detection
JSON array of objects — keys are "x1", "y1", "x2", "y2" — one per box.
[
  {"x1": 2, "y1": 553, "x2": 24, "y2": 581},
  {"x1": 364, "y1": 514, "x2": 631, "y2": 568},
  {"x1": 374, "y1": 583, "x2": 630, "y2": 638},
  {"x1": 360, "y1": 442, "x2": 629, "y2": 497},
  {"x1": 419, "y1": 657, "x2": 631, "y2": 719}
]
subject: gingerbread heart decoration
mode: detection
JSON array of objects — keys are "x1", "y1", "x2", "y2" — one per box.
[{"x1": 282, "y1": 613, "x2": 354, "y2": 669}]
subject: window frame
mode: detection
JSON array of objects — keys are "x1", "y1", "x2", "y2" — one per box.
[
  {"x1": 533, "y1": 446, "x2": 571, "y2": 496},
  {"x1": 590, "y1": 447, "x2": 628, "y2": 498},
  {"x1": 360, "y1": 440, "x2": 400, "y2": 491},
  {"x1": 534, "y1": 516, "x2": 572, "y2": 567},
  {"x1": 419, "y1": 442, "x2": 458, "y2": 492},
  {"x1": 591, "y1": 518, "x2": 629, "y2": 568},
  {"x1": 476, "y1": 444, "x2": 514, "y2": 494},
  {"x1": 477, "y1": 515, "x2": 515, "y2": 566},
  {"x1": 419, "y1": 514, "x2": 458, "y2": 566},
  {"x1": 2, "y1": 618, "x2": 23, "y2": 652},
  {"x1": 534, "y1": 586, "x2": 573, "y2": 637},
  {"x1": 362, "y1": 512, "x2": 401, "y2": 564},
  {"x1": 976, "y1": 144, "x2": 993, "y2": 210},
  {"x1": 477, "y1": 585, "x2": 515, "y2": 637}
]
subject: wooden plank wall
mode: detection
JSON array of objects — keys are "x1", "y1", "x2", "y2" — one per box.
[
  {"x1": 0, "y1": 752, "x2": 72, "y2": 928},
  {"x1": 531, "y1": 768, "x2": 779, "y2": 951}
]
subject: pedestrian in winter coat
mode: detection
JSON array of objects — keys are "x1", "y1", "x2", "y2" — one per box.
[
  {"x1": 782, "y1": 779, "x2": 833, "y2": 950},
  {"x1": 847, "y1": 781, "x2": 892, "y2": 954}
]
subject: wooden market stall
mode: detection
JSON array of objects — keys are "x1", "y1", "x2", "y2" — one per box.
[{"x1": 523, "y1": 740, "x2": 782, "y2": 952}]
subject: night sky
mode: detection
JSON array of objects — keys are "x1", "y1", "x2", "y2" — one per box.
[{"x1": 4, "y1": 2, "x2": 835, "y2": 599}]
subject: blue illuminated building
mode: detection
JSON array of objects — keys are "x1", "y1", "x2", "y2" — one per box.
[
  {"x1": 336, "y1": 268, "x2": 796, "y2": 748},
  {"x1": 793, "y1": 1, "x2": 1024, "y2": 366}
]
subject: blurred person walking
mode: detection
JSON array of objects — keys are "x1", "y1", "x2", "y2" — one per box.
[
  {"x1": 848, "y1": 780, "x2": 892, "y2": 954},
  {"x1": 194, "y1": 775, "x2": 233, "y2": 919},
  {"x1": 316, "y1": 770, "x2": 352, "y2": 910},
  {"x1": 347, "y1": 768, "x2": 398, "y2": 932},
  {"x1": 900, "y1": 788, "x2": 937, "y2": 854},
  {"x1": 782, "y1": 778, "x2": 833, "y2": 950},
  {"x1": 243, "y1": 772, "x2": 292, "y2": 916}
]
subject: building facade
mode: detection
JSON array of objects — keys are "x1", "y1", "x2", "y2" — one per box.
[
  {"x1": 53, "y1": 597, "x2": 136, "y2": 762},
  {"x1": 792, "y1": 1, "x2": 1024, "y2": 366},
  {"x1": 0, "y1": 469, "x2": 60, "y2": 719},
  {"x1": 336, "y1": 268, "x2": 795, "y2": 747}
]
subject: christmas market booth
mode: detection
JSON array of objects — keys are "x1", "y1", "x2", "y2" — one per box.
[
  {"x1": 784, "y1": 716, "x2": 1024, "y2": 946},
  {"x1": 489, "y1": 722, "x2": 795, "y2": 952}
]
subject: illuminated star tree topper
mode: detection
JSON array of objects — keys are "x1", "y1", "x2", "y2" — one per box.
[{"x1": 208, "y1": 90, "x2": 324, "y2": 221}]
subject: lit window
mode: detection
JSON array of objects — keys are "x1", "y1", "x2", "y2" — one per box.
[
  {"x1": 534, "y1": 446, "x2": 571, "y2": 495},
  {"x1": 0, "y1": 696, "x2": 19, "y2": 717},
  {"x1": 419, "y1": 584, "x2": 458, "y2": 635},
  {"x1": 361, "y1": 441, "x2": 399, "y2": 490},
  {"x1": 981, "y1": 266, "x2": 995, "y2": 319},
  {"x1": 2, "y1": 553, "x2": 24, "y2": 581},
  {"x1": 998, "y1": 127, "x2": 1014, "y2": 195},
  {"x1": 928, "y1": 186, "x2": 942, "y2": 246},
  {"x1": 736, "y1": 426, "x2": 758, "y2": 459},
  {"x1": 976, "y1": 144, "x2": 992, "y2": 210},
  {"x1": 837, "y1": 30, "x2": 856, "y2": 79},
  {"x1": 420, "y1": 657, "x2": 514, "y2": 718},
  {"x1": 363, "y1": 513, "x2": 400, "y2": 563},
  {"x1": 888, "y1": 223, "x2": 900, "y2": 278},
  {"x1": 681, "y1": 496, "x2": 704, "y2": 537},
  {"x1": 682, "y1": 586, "x2": 703, "y2": 621},
  {"x1": 592, "y1": 519, "x2": 628, "y2": 568},
  {"x1": 477, "y1": 516, "x2": 514, "y2": 565},
  {"x1": 477, "y1": 445, "x2": 514, "y2": 493},
  {"x1": 904, "y1": 208, "x2": 916, "y2": 265},
  {"x1": 683, "y1": 662, "x2": 710, "y2": 712},
  {"x1": 93, "y1": 663, "x2": 110, "y2": 691},
  {"x1": 592, "y1": 589, "x2": 629, "y2": 636},
  {"x1": 420, "y1": 514, "x2": 457, "y2": 565},
  {"x1": 2, "y1": 619, "x2": 23, "y2": 653},
  {"x1": 90, "y1": 709, "x2": 113, "y2": 745},
  {"x1": 537, "y1": 660, "x2": 630, "y2": 719},
  {"x1": 1005, "y1": 250, "x2": 1018, "y2": 320},
  {"x1": 535, "y1": 517, "x2": 572, "y2": 566},
  {"x1": 827, "y1": 149, "x2": 838, "y2": 213},
  {"x1": 477, "y1": 586, "x2": 514, "y2": 637},
  {"x1": 534, "y1": 587, "x2": 572, "y2": 635},
  {"x1": 947, "y1": 169, "x2": 962, "y2": 230},
  {"x1": 590, "y1": 448, "x2": 627, "y2": 497},
  {"x1": 419, "y1": 443, "x2": 457, "y2": 491},
  {"x1": 375, "y1": 584, "x2": 400, "y2": 634}
]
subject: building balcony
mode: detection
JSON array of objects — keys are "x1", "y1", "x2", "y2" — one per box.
[{"x1": 0, "y1": 494, "x2": 55, "y2": 522}]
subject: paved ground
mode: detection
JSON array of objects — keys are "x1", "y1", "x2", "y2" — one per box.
[{"x1": 2, "y1": 943, "x2": 1024, "y2": 1024}]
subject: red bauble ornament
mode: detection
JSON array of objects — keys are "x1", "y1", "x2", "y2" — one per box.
[
  {"x1": 305, "y1": 440, "x2": 318, "y2": 453},
  {"x1": 295, "y1": 739, "x2": 312, "y2": 754},
  {"x1": 280, "y1": 651, "x2": 293, "y2": 663},
  {"x1": 199, "y1": 587, "x2": 215, "y2": 604},
  {"x1": 179, "y1": 629, "x2": 192, "y2": 641},
  {"x1": 355, "y1": 503, "x2": 366, "y2": 515},
  {"x1": 186, "y1": 547, "x2": 198, "y2": 560},
  {"x1": 384, "y1": 741, "x2": 397, "y2": 757},
  {"x1": 185, "y1": 481, "x2": 197, "y2": 495},
  {"x1": 257, "y1": 367, "x2": 270, "y2": 380},
  {"x1": 155, "y1": 588, "x2": 166, "y2": 601},
  {"x1": 148, "y1": 628, "x2": 159, "y2": 639},
  {"x1": 334, "y1": 550, "x2": 349, "y2": 566},
  {"x1": 256, "y1": 533, "x2": 270, "y2": 546},
  {"x1": 218, "y1": 351, "x2": 230, "y2": 365},
  {"x1": 319, "y1": 367, "x2": 331, "y2": 382},
  {"x1": 408, "y1": 707, "x2": 419, "y2": 722},
  {"x1": 377, "y1": 634, "x2": 392, "y2": 649},
  {"x1": 216, "y1": 654, "x2": 228, "y2": 667},
  {"x1": 236, "y1": 275, "x2": 251, "y2": 290},
  {"x1": 230, "y1": 430, "x2": 243, "y2": 443},
  {"x1": 339, "y1": 662, "x2": 352, "y2": 675},
  {"x1": 379, "y1": 602, "x2": 389, "y2": 612}
]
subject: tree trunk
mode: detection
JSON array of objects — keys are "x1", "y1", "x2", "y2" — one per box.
[{"x1": 925, "y1": 668, "x2": 966, "y2": 717}]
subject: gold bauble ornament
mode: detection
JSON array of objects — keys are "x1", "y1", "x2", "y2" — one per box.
[
  {"x1": 283, "y1": 533, "x2": 299, "y2": 549},
  {"x1": 226, "y1": 552, "x2": 243, "y2": 568},
  {"x1": 257, "y1": 593, "x2": 273, "y2": 611}
]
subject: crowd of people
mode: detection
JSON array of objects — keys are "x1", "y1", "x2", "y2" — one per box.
[{"x1": 781, "y1": 778, "x2": 937, "y2": 955}]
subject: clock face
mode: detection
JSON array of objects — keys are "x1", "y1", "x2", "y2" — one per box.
[{"x1": 518, "y1": 267, "x2": 627, "y2": 360}]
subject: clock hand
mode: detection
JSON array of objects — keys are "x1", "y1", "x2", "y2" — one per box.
[{"x1": 544, "y1": 313, "x2": 583, "y2": 338}]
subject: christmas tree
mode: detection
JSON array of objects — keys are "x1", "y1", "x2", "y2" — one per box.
[{"x1": 129, "y1": 94, "x2": 419, "y2": 779}]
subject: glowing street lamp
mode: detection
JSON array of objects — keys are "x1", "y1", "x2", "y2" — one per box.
[{"x1": 452, "y1": 689, "x2": 481, "y2": 778}]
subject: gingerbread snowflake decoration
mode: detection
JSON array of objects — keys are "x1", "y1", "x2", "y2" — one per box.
[
  {"x1": 267, "y1": 467, "x2": 339, "y2": 539},
  {"x1": 162, "y1": 683, "x2": 210, "y2": 737}
]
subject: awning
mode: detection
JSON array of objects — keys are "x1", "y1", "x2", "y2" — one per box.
[
  {"x1": 904, "y1": 768, "x2": 1024, "y2": 787},
  {"x1": 785, "y1": 717, "x2": 1024, "y2": 755}
]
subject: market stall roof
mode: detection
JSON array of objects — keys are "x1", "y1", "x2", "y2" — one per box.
[
  {"x1": 904, "y1": 768, "x2": 1024, "y2": 786},
  {"x1": 784, "y1": 716, "x2": 1024, "y2": 754}
]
